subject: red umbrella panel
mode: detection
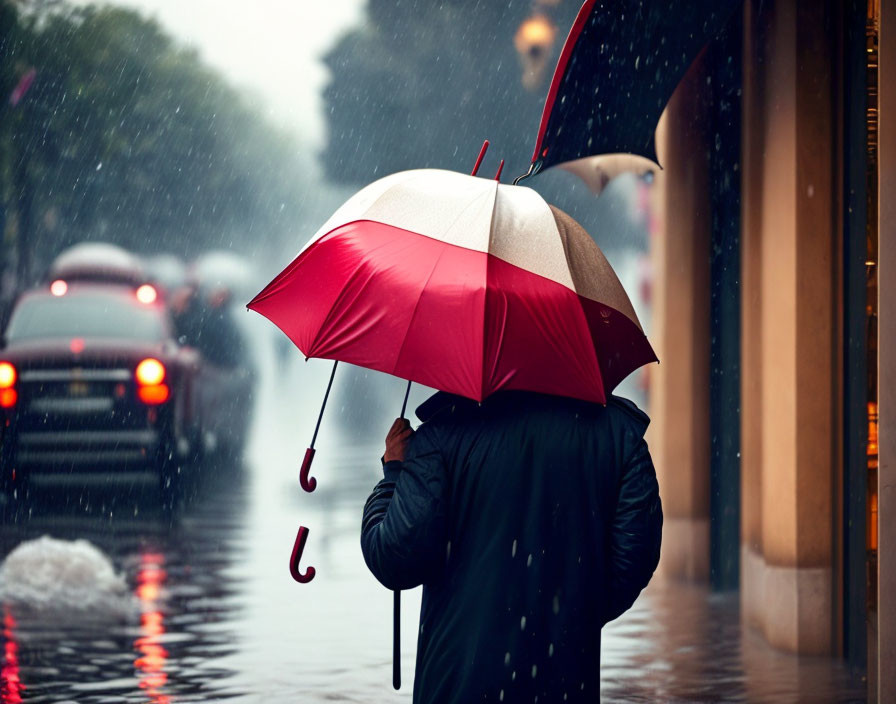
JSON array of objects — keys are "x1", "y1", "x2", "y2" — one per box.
[{"x1": 248, "y1": 168, "x2": 656, "y2": 406}]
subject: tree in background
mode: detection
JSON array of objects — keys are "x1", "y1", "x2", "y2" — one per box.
[
  {"x1": 321, "y1": 0, "x2": 580, "y2": 185},
  {"x1": 0, "y1": 0, "x2": 307, "y2": 288}
]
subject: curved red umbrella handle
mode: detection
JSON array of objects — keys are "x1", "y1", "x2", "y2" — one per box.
[
  {"x1": 299, "y1": 360, "x2": 338, "y2": 493},
  {"x1": 300, "y1": 447, "x2": 317, "y2": 493},
  {"x1": 289, "y1": 525, "x2": 316, "y2": 583}
]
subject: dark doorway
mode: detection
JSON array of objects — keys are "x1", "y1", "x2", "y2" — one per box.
[
  {"x1": 842, "y1": 0, "x2": 876, "y2": 675},
  {"x1": 708, "y1": 14, "x2": 743, "y2": 593}
]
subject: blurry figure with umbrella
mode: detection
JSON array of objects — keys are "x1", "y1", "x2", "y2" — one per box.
[
  {"x1": 143, "y1": 254, "x2": 188, "y2": 299},
  {"x1": 247, "y1": 156, "x2": 658, "y2": 693}
]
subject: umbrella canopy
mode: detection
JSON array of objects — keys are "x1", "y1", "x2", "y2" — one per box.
[
  {"x1": 524, "y1": 0, "x2": 739, "y2": 176},
  {"x1": 248, "y1": 169, "x2": 656, "y2": 405}
]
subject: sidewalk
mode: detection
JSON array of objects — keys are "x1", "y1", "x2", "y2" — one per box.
[{"x1": 601, "y1": 581, "x2": 866, "y2": 702}]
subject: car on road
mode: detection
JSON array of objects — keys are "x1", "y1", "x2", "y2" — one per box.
[{"x1": 0, "y1": 280, "x2": 203, "y2": 507}]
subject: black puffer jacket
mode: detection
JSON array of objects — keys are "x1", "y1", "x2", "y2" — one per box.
[{"x1": 361, "y1": 391, "x2": 662, "y2": 703}]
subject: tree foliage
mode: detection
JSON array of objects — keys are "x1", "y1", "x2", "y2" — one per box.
[
  {"x1": 321, "y1": 1, "x2": 581, "y2": 185},
  {"x1": 0, "y1": 1, "x2": 306, "y2": 284}
]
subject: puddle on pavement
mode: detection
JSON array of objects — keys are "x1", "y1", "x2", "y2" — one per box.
[{"x1": 0, "y1": 453, "x2": 868, "y2": 703}]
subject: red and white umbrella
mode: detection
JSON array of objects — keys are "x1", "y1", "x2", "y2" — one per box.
[{"x1": 248, "y1": 168, "x2": 656, "y2": 406}]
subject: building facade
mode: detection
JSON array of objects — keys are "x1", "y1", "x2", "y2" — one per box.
[{"x1": 649, "y1": 0, "x2": 893, "y2": 699}]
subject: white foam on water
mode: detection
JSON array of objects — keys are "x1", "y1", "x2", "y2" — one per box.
[{"x1": 0, "y1": 535, "x2": 132, "y2": 615}]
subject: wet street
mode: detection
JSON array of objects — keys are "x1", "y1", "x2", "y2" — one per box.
[{"x1": 0, "y1": 342, "x2": 868, "y2": 703}]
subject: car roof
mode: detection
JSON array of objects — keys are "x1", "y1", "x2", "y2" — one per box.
[{"x1": 48, "y1": 243, "x2": 146, "y2": 286}]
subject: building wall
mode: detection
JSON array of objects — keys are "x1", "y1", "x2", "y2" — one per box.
[
  {"x1": 739, "y1": 0, "x2": 837, "y2": 655},
  {"x1": 651, "y1": 0, "x2": 887, "y2": 672}
]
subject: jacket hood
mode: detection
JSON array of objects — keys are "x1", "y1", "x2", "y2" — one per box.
[
  {"x1": 416, "y1": 389, "x2": 649, "y2": 431},
  {"x1": 415, "y1": 391, "x2": 476, "y2": 423}
]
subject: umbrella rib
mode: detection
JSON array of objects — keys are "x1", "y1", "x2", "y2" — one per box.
[
  {"x1": 306, "y1": 261, "x2": 364, "y2": 358},
  {"x1": 306, "y1": 228, "x2": 422, "y2": 357},
  {"x1": 540, "y1": 208, "x2": 607, "y2": 400},
  {"x1": 481, "y1": 184, "x2": 502, "y2": 400},
  {"x1": 390, "y1": 247, "x2": 448, "y2": 379}
]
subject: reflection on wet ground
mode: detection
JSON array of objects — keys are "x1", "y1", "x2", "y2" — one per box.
[
  {"x1": 601, "y1": 585, "x2": 866, "y2": 703},
  {"x1": 0, "y1": 350, "x2": 870, "y2": 702},
  {"x1": 0, "y1": 452, "x2": 869, "y2": 703},
  {"x1": 0, "y1": 463, "x2": 248, "y2": 703}
]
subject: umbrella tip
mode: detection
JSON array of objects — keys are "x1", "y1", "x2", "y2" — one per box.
[
  {"x1": 494, "y1": 159, "x2": 505, "y2": 182},
  {"x1": 471, "y1": 140, "x2": 489, "y2": 176}
]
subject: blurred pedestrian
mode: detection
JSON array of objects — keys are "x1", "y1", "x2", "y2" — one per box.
[{"x1": 361, "y1": 390, "x2": 662, "y2": 703}]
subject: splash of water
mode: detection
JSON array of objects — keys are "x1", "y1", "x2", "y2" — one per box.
[{"x1": 0, "y1": 536, "x2": 132, "y2": 615}]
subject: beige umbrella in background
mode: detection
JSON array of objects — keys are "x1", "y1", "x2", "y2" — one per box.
[{"x1": 559, "y1": 153, "x2": 656, "y2": 195}]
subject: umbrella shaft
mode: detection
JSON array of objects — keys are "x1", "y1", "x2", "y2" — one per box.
[
  {"x1": 393, "y1": 589, "x2": 401, "y2": 690},
  {"x1": 400, "y1": 379, "x2": 412, "y2": 420},
  {"x1": 310, "y1": 360, "x2": 339, "y2": 449}
]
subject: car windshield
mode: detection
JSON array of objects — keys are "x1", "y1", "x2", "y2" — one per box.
[{"x1": 5, "y1": 293, "x2": 166, "y2": 343}]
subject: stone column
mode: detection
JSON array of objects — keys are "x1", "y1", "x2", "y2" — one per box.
[
  {"x1": 740, "y1": 0, "x2": 765, "y2": 628},
  {"x1": 739, "y1": 0, "x2": 836, "y2": 655},
  {"x1": 651, "y1": 55, "x2": 712, "y2": 581}
]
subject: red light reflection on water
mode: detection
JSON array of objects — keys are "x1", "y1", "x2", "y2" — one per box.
[
  {"x1": 134, "y1": 552, "x2": 170, "y2": 704},
  {"x1": 1, "y1": 607, "x2": 24, "y2": 703}
]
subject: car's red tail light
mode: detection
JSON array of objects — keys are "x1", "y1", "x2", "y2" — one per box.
[
  {"x1": 0, "y1": 363, "x2": 16, "y2": 389},
  {"x1": 135, "y1": 358, "x2": 168, "y2": 405},
  {"x1": 138, "y1": 384, "x2": 169, "y2": 405},
  {"x1": 0, "y1": 362, "x2": 16, "y2": 409},
  {"x1": 135, "y1": 359, "x2": 165, "y2": 386}
]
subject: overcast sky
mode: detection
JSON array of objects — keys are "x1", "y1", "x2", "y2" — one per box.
[{"x1": 74, "y1": 0, "x2": 366, "y2": 147}]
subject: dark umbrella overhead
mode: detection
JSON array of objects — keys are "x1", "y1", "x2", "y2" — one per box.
[{"x1": 520, "y1": 0, "x2": 740, "y2": 179}]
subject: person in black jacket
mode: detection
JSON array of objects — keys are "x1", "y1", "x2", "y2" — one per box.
[{"x1": 362, "y1": 390, "x2": 662, "y2": 703}]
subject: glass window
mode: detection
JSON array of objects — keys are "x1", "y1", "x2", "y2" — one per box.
[{"x1": 6, "y1": 292, "x2": 166, "y2": 342}]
